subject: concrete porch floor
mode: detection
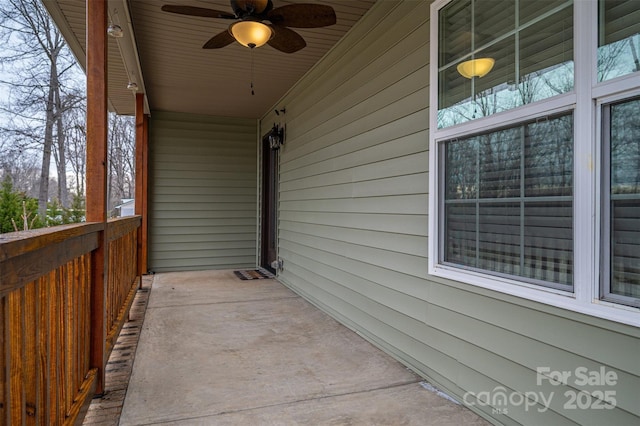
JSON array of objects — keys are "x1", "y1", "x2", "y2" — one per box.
[{"x1": 118, "y1": 270, "x2": 490, "y2": 425}]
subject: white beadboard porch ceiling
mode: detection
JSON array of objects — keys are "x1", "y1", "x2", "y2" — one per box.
[{"x1": 44, "y1": 0, "x2": 377, "y2": 118}]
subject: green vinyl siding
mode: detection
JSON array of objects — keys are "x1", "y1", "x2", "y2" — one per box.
[
  {"x1": 261, "y1": 1, "x2": 640, "y2": 424},
  {"x1": 149, "y1": 111, "x2": 257, "y2": 272}
]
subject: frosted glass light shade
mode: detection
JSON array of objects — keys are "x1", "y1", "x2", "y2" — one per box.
[
  {"x1": 230, "y1": 21, "x2": 273, "y2": 48},
  {"x1": 457, "y1": 58, "x2": 495, "y2": 78}
]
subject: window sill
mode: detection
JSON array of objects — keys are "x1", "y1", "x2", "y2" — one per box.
[{"x1": 429, "y1": 264, "x2": 640, "y2": 328}]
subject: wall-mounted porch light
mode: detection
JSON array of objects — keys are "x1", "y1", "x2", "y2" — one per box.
[
  {"x1": 457, "y1": 58, "x2": 495, "y2": 79},
  {"x1": 268, "y1": 123, "x2": 285, "y2": 149},
  {"x1": 230, "y1": 20, "x2": 273, "y2": 48},
  {"x1": 127, "y1": 82, "x2": 138, "y2": 91}
]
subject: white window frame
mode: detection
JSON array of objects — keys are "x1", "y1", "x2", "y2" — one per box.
[
  {"x1": 596, "y1": 90, "x2": 640, "y2": 308},
  {"x1": 429, "y1": 0, "x2": 640, "y2": 326}
]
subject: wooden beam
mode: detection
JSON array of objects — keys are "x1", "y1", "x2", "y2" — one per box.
[
  {"x1": 107, "y1": 217, "x2": 141, "y2": 243},
  {"x1": 0, "y1": 232, "x2": 100, "y2": 298},
  {"x1": 142, "y1": 113, "x2": 149, "y2": 274},
  {"x1": 85, "y1": 0, "x2": 108, "y2": 396},
  {"x1": 0, "y1": 223, "x2": 103, "y2": 262},
  {"x1": 134, "y1": 93, "x2": 149, "y2": 276}
]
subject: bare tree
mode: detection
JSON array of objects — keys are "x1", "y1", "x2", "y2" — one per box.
[
  {"x1": 53, "y1": 89, "x2": 86, "y2": 208},
  {"x1": 0, "y1": 0, "x2": 82, "y2": 215},
  {"x1": 0, "y1": 145, "x2": 40, "y2": 197},
  {"x1": 65, "y1": 98, "x2": 87, "y2": 196},
  {"x1": 1, "y1": 1, "x2": 136, "y2": 222},
  {"x1": 598, "y1": 39, "x2": 629, "y2": 82},
  {"x1": 108, "y1": 113, "x2": 135, "y2": 212}
]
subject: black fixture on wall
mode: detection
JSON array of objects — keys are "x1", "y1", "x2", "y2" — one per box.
[
  {"x1": 269, "y1": 107, "x2": 286, "y2": 149},
  {"x1": 268, "y1": 123, "x2": 284, "y2": 149}
]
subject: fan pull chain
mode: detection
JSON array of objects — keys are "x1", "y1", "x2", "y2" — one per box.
[{"x1": 250, "y1": 47, "x2": 255, "y2": 96}]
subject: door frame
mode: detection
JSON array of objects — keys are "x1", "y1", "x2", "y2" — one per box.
[{"x1": 260, "y1": 132, "x2": 278, "y2": 273}]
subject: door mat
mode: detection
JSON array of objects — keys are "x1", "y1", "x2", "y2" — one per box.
[{"x1": 234, "y1": 269, "x2": 275, "y2": 280}]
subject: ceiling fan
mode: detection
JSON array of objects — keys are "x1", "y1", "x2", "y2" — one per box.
[{"x1": 161, "y1": 0, "x2": 337, "y2": 53}]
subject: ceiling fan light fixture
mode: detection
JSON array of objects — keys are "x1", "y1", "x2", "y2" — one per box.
[
  {"x1": 457, "y1": 58, "x2": 495, "y2": 79},
  {"x1": 229, "y1": 20, "x2": 273, "y2": 48}
]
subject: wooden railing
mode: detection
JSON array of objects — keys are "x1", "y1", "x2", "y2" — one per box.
[
  {"x1": 105, "y1": 217, "x2": 141, "y2": 354},
  {"x1": 0, "y1": 216, "x2": 141, "y2": 425}
]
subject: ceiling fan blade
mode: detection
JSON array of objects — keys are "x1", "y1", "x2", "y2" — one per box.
[
  {"x1": 203, "y1": 30, "x2": 236, "y2": 49},
  {"x1": 268, "y1": 4, "x2": 336, "y2": 28},
  {"x1": 267, "y1": 26, "x2": 306, "y2": 54},
  {"x1": 161, "y1": 5, "x2": 236, "y2": 19}
]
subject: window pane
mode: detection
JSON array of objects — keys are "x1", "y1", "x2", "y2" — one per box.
[
  {"x1": 608, "y1": 98, "x2": 640, "y2": 299},
  {"x1": 475, "y1": 0, "x2": 514, "y2": 48},
  {"x1": 598, "y1": 0, "x2": 640, "y2": 82},
  {"x1": 611, "y1": 99, "x2": 640, "y2": 194},
  {"x1": 524, "y1": 201, "x2": 573, "y2": 286},
  {"x1": 519, "y1": 7, "x2": 574, "y2": 101},
  {"x1": 445, "y1": 203, "x2": 477, "y2": 266},
  {"x1": 445, "y1": 139, "x2": 477, "y2": 199},
  {"x1": 611, "y1": 200, "x2": 640, "y2": 297},
  {"x1": 437, "y1": 0, "x2": 573, "y2": 129},
  {"x1": 441, "y1": 114, "x2": 574, "y2": 289},
  {"x1": 438, "y1": 65, "x2": 473, "y2": 123},
  {"x1": 478, "y1": 203, "x2": 520, "y2": 275},
  {"x1": 478, "y1": 128, "x2": 520, "y2": 199},
  {"x1": 520, "y1": 0, "x2": 568, "y2": 26},
  {"x1": 474, "y1": 36, "x2": 517, "y2": 108},
  {"x1": 525, "y1": 115, "x2": 573, "y2": 197},
  {"x1": 439, "y1": 0, "x2": 471, "y2": 67}
]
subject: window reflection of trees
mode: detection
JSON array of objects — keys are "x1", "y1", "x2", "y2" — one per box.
[
  {"x1": 445, "y1": 115, "x2": 572, "y2": 200},
  {"x1": 443, "y1": 114, "x2": 573, "y2": 287},
  {"x1": 598, "y1": 37, "x2": 640, "y2": 82},
  {"x1": 525, "y1": 116, "x2": 573, "y2": 197},
  {"x1": 446, "y1": 139, "x2": 477, "y2": 200},
  {"x1": 609, "y1": 98, "x2": 640, "y2": 298},
  {"x1": 438, "y1": 62, "x2": 574, "y2": 129},
  {"x1": 598, "y1": 0, "x2": 640, "y2": 82},
  {"x1": 611, "y1": 99, "x2": 640, "y2": 195}
]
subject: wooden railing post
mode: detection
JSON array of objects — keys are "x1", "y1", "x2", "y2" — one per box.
[
  {"x1": 86, "y1": 0, "x2": 108, "y2": 396},
  {"x1": 135, "y1": 92, "x2": 149, "y2": 277},
  {"x1": 143, "y1": 113, "x2": 149, "y2": 269}
]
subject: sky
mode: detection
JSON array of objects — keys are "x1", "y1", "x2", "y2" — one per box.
[{"x1": 0, "y1": 0, "x2": 86, "y2": 179}]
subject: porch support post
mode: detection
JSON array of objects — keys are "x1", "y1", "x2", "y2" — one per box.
[
  {"x1": 135, "y1": 93, "x2": 149, "y2": 276},
  {"x1": 86, "y1": 0, "x2": 108, "y2": 396}
]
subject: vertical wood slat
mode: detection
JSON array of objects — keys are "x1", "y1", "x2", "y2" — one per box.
[
  {"x1": 9, "y1": 289, "x2": 25, "y2": 423},
  {"x1": 64, "y1": 263, "x2": 73, "y2": 417},
  {"x1": 24, "y1": 282, "x2": 36, "y2": 424},
  {"x1": 71, "y1": 261, "x2": 79, "y2": 415},
  {"x1": 105, "y1": 219, "x2": 140, "y2": 355},
  {"x1": 50, "y1": 269, "x2": 62, "y2": 424},
  {"x1": 82, "y1": 255, "x2": 92, "y2": 392},
  {"x1": 1, "y1": 297, "x2": 6, "y2": 425},
  {"x1": 37, "y1": 274, "x2": 50, "y2": 425},
  {"x1": 74, "y1": 258, "x2": 83, "y2": 406}
]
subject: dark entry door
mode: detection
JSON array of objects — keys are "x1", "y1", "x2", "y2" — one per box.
[{"x1": 261, "y1": 134, "x2": 278, "y2": 272}]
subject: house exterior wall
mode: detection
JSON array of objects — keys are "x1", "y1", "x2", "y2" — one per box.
[
  {"x1": 148, "y1": 111, "x2": 257, "y2": 272},
  {"x1": 260, "y1": 1, "x2": 640, "y2": 424}
]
